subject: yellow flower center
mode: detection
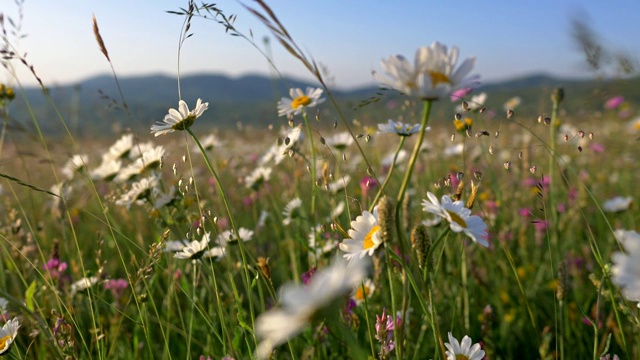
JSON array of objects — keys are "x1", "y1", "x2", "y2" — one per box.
[
  {"x1": 634, "y1": 122, "x2": 640, "y2": 130},
  {"x1": 0, "y1": 334, "x2": 11, "y2": 352},
  {"x1": 291, "y1": 95, "x2": 311, "y2": 108},
  {"x1": 355, "y1": 286, "x2": 370, "y2": 300},
  {"x1": 363, "y1": 225, "x2": 381, "y2": 250},
  {"x1": 446, "y1": 210, "x2": 467, "y2": 228},
  {"x1": 429, "y1": 71, "x2": 451, "y2": 86},
  {"x1": 405, "y1": 80, "x2": 418, "y2": 90},
  {"x1": 456, "y1": 355, "x2": 470, "y2": 360}
]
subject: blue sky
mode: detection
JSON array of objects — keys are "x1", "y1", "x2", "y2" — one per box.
[{"x1": 3, "y1": 0, "x2": 639, "y2": 89}]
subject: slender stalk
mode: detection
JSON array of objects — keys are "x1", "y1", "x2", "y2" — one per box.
[
  {"x1": 548, "y1": 88, "x2": 563, "y2": 248},
  {"x1": 187, "y1": 128, "x2": 257, "y2": 343},
  {"x1": 460, "y1": 244, "x2": 470, "y2": 332},
  {"x1": 370, "y1": 136, "x2": 406, "y2": 212},
  {"x1": 384, "y1": 246, "x2": 401, "y2": 359},
  {"x1": 186, "y1": 262, "x2": 197, "y2": 359},
  {"x1": 395, "y1": 100, "x2": 433, "y2": 253},
  {"x1": 395, "y1": 100, "x2": 433, "y2": 205},
  {"x1": 302, "y1": 113, "x2": 318, "y2": 218}
]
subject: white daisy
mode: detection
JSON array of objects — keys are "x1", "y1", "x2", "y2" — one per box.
[
  {"x1": 153, "y1": 186, "x2": 178, "y2": 209},
  {"x1": 62, "y1": 154, "x2": 89, "y2": 179},
  {"x1": 325, "y1": 175, "x2": 351, "y2": 194},
  {"x1": 255, "y1": 256, "x2": 367, "y2": 359},
  {"x1": 352, "y1": 278, "x2": 376, "y2": 305},
  {"x1": 116, "y1": 146, "x2": 166, "y2": 183},
  {"x1": 0, "y1": 317, "x2": 20, "y2": 356},
  {"x1": 245, "y1": 166, "x2": 272, "y2": 190},
  {"x1": 282, "y1": 197, "x2": 303, "y2": 226},
  {"x1": 128, "y1": 141, "x2": 154, "y2": 160},
  {"x1": 611, "y1": 229, "x2": 640, "y2": 301},
  {"x1": 377, "y1": 119, "x2": 423, "y2": 136},
  {"x1": 444, "y1": 143, "x2": 464, "y2": 157},
  {"x1": 375, "y1": 42, "x2": 478, "y2": 100},
  {"x1": 91, "y1": 154, "x2": 122, "y2": 181},
  {"x1": 115, "y1": 175, "x2": 159, "y2": 209},
  {"x1": 381, "y1": 149, "x2": 408, "y2": 168},
  {"x1": 70, "y1": 276, "x2": 99, "y2": 295},
  {"x1": 324, "y1": 131, "x2": 354, "y2": 152},
  {"x1": 257, "y1": 210, "x2": 270, "y2": 229},
  {"x1": 277, "y1": 87, "x2": 325, "y2": 117},
  {"x1": 602, "y1": 196, "x2": 633, "y2": 213},
  {"x1": 339, "y1": 207, "x2": 383, "y2": 260},
  {"x1": 444, "y1": 332, "x2": 485, "y2": 360},
  {"x1": 627, "y1": 116, "x2": 640, "y2": 133},
  {"x1": 151, "y1": 98, "x2": 209, "y2": 136},
  {"x1": 174, "y1": 233, "x2": 211, "y2": 260},
  {"x1": 216, "y1": 228, "x2": 254, "y2": 246},
  {"x1": 106, "y1": 133, "x2": 134, "y2": 160},
  {"x1": 328, "y1": 201, "x2": 346, "y2": 221},
  {"x1": 422, "y1": 192, "x2": 489, "y2": 247}
]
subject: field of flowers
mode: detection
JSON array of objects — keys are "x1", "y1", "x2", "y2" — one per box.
[{"x1": 1, "y1": 1, "x2": 639, "y2": 359}]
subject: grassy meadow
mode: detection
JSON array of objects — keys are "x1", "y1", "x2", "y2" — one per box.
[{"x1": 0, "y1": 1, "x2": 639, "y2": 359}]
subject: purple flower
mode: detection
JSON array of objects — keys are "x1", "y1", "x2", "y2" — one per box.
[
  {"x1": 43, "y1": 258, "x2": 68, "y2": 280},
  {"x1": 360, "y1": 176, "x2": 378, "y2": 196},
  {"x1": 604, "y1": 96, "x2": 624, "y2": 110},
  {"x1": 301, "y1": 266, "x2": 316, "y2": 285},
  {"x1": 450, "y1": 87, "x2": 473, "y2": 102},
  {"x1": 590, "y1": 143, "x2": 605, "y2": 153},
  {"x1": 104, "y1": 278, "x2": 128, "y2": 298}
]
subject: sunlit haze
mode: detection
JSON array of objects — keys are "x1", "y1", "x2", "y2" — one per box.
[{"x1": 3, "y1": 0, "x2": 640, "y2": 89}]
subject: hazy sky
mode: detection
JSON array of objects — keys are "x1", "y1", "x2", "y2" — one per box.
[{"x1": 3, "y1": 0, "x2": 639, "y2": 89}]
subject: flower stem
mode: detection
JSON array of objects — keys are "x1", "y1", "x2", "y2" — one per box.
[
  {"x1": 395, "y1": 100, "x2": 433, "y2": 252},
  {"x1": 187, "y1": 128, "x2": 257, "y2": 343},
  {"x1": 370, "y1": 136, "x2": 406, "y2": 212},
  {"x1": 302, "y1": 113, "x2": 318, "y2": 219},
  {"x1": 395, "y1": 100, "x2": 432, "y2": 204}
]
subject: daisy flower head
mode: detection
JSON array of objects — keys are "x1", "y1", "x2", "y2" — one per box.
[
  {"x1": 352, "y1": 278, "x2": 376, "y2": 305},
  {"x1": 325, "y1": 175, "x2": 351, "y2": 194},
  {"x1": 375, "y1": 42, "x2": 478, "y2": 101},
  {"x1": 611, "y1": 229, "x2": 640, "y2": 302},
  {"x1": 70, "y1": 276, "x2": 99, "y2": 295},
  {"x1": 602, "y1": 196, "x2": 633, "y2": 213},
  {"x1": 277, "y1": 87, "x2": 325, "y2": 117},
  {"x1": 255, "y1": 256, "x2": 367, "y2": 359},
  {"x1": 339, "y1": 207, "x2": 383, "y2": 260},
  {"x1": 115, "y1": 175, "x2": 160, "y2": 209},
  {"x1": 62, "y1": 154, "x2": 89, "y2": 179},
  {"x1": 422, "y1": 192, "x2": 489, "y2": 247},
  {"x1": 216, "y1": 227, "x2": 254, "y2": 246},
  {"x1": 0, "y1": 317, "x2": 20, "y2": 356},
  {"x1": 377, "y1": 119, "x2": 422, "y2": 136},
  {"x1": 324, "y1": 131, "x2": 354, "y2": 152},
  {"x1": 91, "y1": 154, "x2": 122, "y2": 181},
  {"x1": 106, "y1": 133, "x2": 134, "y2": 160},
  {"x1": 174, "y1": 233, "x2": 211, "y2": 260},
  {"x1": 282, "y1": 197, "x2": 303, "y2": 226},
  {"x1": 445, "y1": 332, "x2": 485, "y2": 360},
  {"x1": 151, "y1": 98, "x2": 208, "y2": 136},
  {"x1": 245, "y1": 166, "x2": 272, "y2": 191}
]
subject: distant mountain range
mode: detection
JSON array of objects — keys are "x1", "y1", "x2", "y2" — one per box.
[{"x1": 9, "y1": 72, "x2": 639, "y2": 137}]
